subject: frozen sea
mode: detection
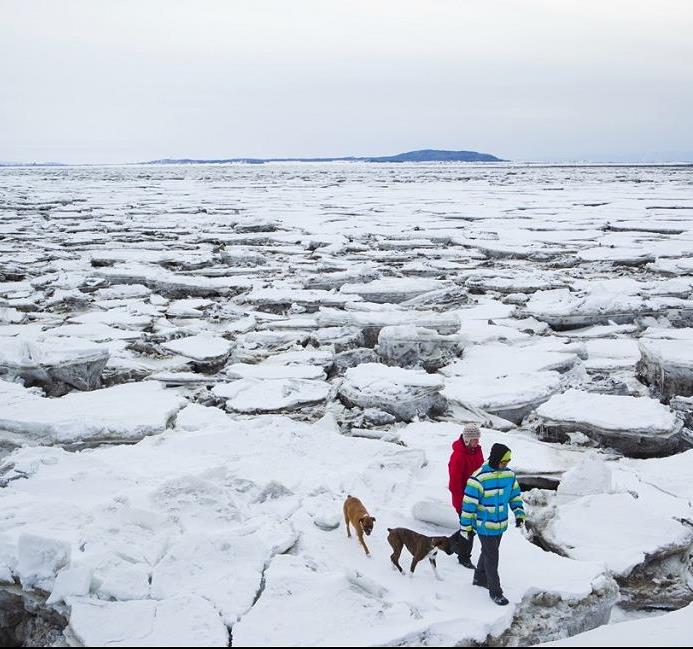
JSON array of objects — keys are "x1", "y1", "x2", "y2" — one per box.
[{"x1": 0, "y1": 162, "x2": 692, "y2": 646}]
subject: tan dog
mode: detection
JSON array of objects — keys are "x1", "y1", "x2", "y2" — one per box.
[{"x1": 343, "y1": 495, "x2": 376, "y2": 556}]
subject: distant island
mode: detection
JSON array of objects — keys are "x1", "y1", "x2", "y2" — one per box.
[{"x1": 143, "y1": 149, "x2": 505, "y2": 164}]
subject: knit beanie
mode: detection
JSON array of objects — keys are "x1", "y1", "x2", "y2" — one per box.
[
  {"x1": 462, "y1": 423, "x2": 481, "y2": 444},
  {"x1": 488, "y1": 443, "x2": 511, "y2": 469}
]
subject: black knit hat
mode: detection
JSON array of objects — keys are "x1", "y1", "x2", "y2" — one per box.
[{"x1": 488, "y1": 443, "x2": 511, "y2": 469}]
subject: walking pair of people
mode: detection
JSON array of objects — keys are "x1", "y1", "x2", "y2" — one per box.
[{"x1": 448, "y1": 423, "x2": 526, "y2": 606}]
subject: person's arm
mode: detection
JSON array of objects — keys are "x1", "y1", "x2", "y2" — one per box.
[
  {"x1": 448, "y1": 454, "x2": 463, "y2": 513},
  {"x1": 509, "y1": 476, "x2": 526, "y2": 524},
  {"x1": 460, "y1": 476, "x2": 482, "y2": 533}
]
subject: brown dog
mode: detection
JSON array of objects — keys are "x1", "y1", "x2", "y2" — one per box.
[
  {"x1": 343, "y1": 495, "x2": 376, "y2": 556},
  {"x1": 387, "y1": 527, "x2": 462, "y2": 580}
]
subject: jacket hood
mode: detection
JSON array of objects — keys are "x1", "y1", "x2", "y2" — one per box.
[{"x1": 452, "y1": 438, "x2": 481, "y2": 454}]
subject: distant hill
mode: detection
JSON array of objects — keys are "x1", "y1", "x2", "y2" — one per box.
[
  {"x1": 144, "y1": 149, "x2": 504, "y2": 164},
  {"x1": 365, "y1": 149, "x2": 503, "y2": 162}
]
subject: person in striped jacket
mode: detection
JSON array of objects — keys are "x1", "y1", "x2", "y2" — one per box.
[{"x1": 459, "y1": 442, "x2": 526, "y2": 606}]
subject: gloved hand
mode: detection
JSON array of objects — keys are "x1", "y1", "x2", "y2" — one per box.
[{"x1": 515, "y1": 518, "x2": 525, "y2": 528}]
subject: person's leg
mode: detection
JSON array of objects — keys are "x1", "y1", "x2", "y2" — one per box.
[
  {"x1": 485, "y1": 535, "x2": 508, "y2": 604},
  {"x1": 480, "y1": 535, "x2": 502, "y2": 596},
  {"x1": 473, "y1": 535, "x2": 488, "y2": 586},
  {"x1": 458, "y1": 531, "x2": 475, "y2": 568}
]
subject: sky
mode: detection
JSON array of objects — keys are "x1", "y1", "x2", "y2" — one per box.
[{"x1": 1, "y1": 0, "x2": 692, "y2": 164}]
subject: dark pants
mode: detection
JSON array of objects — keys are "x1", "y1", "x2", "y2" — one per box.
[
  {"x1": 474, "y1": 534, "x2": 503, "y2": 597},
  {"x1": 457, "y1": 530, "x2": 474, "y2": 561}
]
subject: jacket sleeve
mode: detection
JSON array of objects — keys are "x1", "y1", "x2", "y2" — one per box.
[
  {"x1": 448, "y1": 454, "x2": 463, "y2": 512},
  {"x1": 509, "y1": 477, "x2": 526, "y2": 520},
  {"x1": 460, "y1": 476, "x2": 482, "y2": 532}
]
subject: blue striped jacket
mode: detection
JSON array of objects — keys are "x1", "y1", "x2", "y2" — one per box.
[{"x1": 460, "y1": 463, "x2": 526, "y2": 536}]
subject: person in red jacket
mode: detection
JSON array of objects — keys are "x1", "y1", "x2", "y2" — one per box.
[{"x1": 448, "y1": 422, "x2": 484, "y2": 569}]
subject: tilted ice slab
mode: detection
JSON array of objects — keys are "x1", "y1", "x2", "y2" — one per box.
[
  {"x1": 538, "y1": 601, "x2": 693, "y2": 647},
  {"x1": 231, "y1": 329, "x2": 311, "y2": 363},
  {"x1": 90, "y1": 248, "x2": 214, "y2": 267},
  {"x1": 444, "y1": 371, "x2": 562, "y2": 425},
  {"x1": 316, "y1": 307, "x2": 460, "y2": 347},
  {"x1": 260, "y1": 348, "x2": 334, "y2": 371},
  {"x1": 531, "y1": 452, "x2": 693, "y2": 611},
  {"x1": 465, "y1": 269, "x2": 567, "y2": 294},
  {"x1": 302, "y1": 266, "x2": 379, "y2": 290},
  {"x1": 648, "y1": 256, "x2": 693, "y2": 276},
  {"x1": 68, "y1": 308, "x2": 154, "y2": 329},
  {"x1": 95, "y1": 263, "x2": 252, "y2": 297},
  {"x1": 213, "y1": 378, "x2": 330, "y2": 413},
  {"x1": 553, "y1": 323, "x2": 638, "y2": 339},
  {"x1": 240, "y1": 287, "x2": 362, "y2": 309},
  {"x1": 535, "y1": 389, "x2": 683, "y2": 456},
  {"x1": 526, "y1": 280, "x2": 693, "y2": 328},
  {"x1": 218, "y1": 245, "x2": 269, "y2": 267},
  {"x1": 0, "y1": 381, "x2": 186, "y2": 445},
  {"x1": 637, "y1": 333, "x2": 693, "y2": 400},
  {"x1": 43, "y1": 323, "x2": 142, "y2": 342},
  {"x1": 442, "y1": 341, "x2": 579, "y2": 378},
  {"x1": 542, "y1": 491, "x2": 693, "y2": 576},
  {"x1": 146, "y1": 371, "x2": 223, "y2": 386},
  {"x1": 576, "y1": 246, "x2": 655, "y2": 264},
  {"x1": 161, "y1": 334, "x2": 232, "y2": 362},
  {"x1": 376, "y1": 325, "x2": 463, "y2": 371},
  {"x1": 225, "y1": 363, "x2": 326, "y2": 381},
  {"x1": 338, "y1": 363, "x2": 447, "y2": 422},
  {"x1": 584, "y1": 338, "x2": 641, "y2": 371},
  {"x1": 309, "y1": 326, "x2": 365, "y2": 352},
  {"x1": 440, "y1": 340, "x2": 578, "y2": 422},
  {"x1": 166, "y1": 298, "x2": 215, "y2": 318},
  {"x1": 339, "y1": 278, "x2": 448, "y2": 304},
  {"x1": 0, "y1": 306, "x2": 26, "y2": 324},
  {"x1": 0, "y1": 335, "x2": 109, "y2": 396}
]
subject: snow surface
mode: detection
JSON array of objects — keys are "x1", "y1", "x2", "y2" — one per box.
[{"x1": 1, "y1": 163, "x2": 692, "y2": 646}]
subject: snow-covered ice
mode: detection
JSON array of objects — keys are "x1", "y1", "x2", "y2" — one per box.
[{"x1": 1, "y1": 162, "x2": 692, "y2": 646}]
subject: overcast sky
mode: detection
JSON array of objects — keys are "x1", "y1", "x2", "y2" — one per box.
[{"x1": 1, "y1": 0, "x2": 692, "y2": 163}]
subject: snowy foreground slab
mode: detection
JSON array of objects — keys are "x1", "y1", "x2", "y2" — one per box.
[{"x1": 0, "y1": 410, "x2": 614, "y2": 647}]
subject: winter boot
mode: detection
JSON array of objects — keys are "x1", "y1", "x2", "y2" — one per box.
[{"x1": 490, "y1": 594, "x2": 509, "y2": 606}]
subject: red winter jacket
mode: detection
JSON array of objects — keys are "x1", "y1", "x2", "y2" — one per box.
[{"x1": 448, "y1": 438, "x2": 484, "y2": 514}]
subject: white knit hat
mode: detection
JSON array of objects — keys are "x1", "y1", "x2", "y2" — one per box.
[{"x1": 462, "y1": 423, "x2": 481, "y2": 443}]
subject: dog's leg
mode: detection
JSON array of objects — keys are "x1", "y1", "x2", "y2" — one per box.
[
  {"x1": 357, "y1": 529, "x2": 370, "y2": 556},
  {"x1": 389, "y1": 538, "x2": 404, "y2": 574},
  {"x1": 344, "y1": 508, "x2": 351, "y2": 538},
  {"x1": 409, "y1": 556, "x2": 420, "y2": 576},
  {"x1": 429, "y1": 555, "x2": 443, "y2": 582}
]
